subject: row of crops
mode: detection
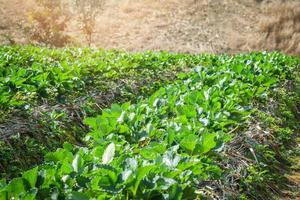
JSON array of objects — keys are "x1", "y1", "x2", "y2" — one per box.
[
  {"x1": 0, "y1": 46, "x2": 197, "y2": 178},
  {"x1": 0, "y1": 46, "x2": 299, "y2": 199},
  {"x1": 0, "y1": 46, "x2": 199, "y2": 110}
]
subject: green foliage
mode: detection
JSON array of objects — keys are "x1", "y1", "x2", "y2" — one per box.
[
  {"x1": 1, "y1": 49, "x2": 299, "y2": 199},
  {"x1": 0, "y1": 45, "x2": 196, "y2": 110},
  {"x1": 0, "y1": 45, "x2": 194, "y2": 178}
]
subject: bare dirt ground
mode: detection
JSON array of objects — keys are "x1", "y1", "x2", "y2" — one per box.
[
  {"x1": 0, "y1": 0, "x2": 299, "y2": 55},
  {"x1": 90, "y1": 0, "x2": 259, "y2": 53}
]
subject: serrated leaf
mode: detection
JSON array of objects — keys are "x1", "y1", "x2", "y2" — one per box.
[{"x1": 132, "y1": 165, "x2": 155, "y2": 196}]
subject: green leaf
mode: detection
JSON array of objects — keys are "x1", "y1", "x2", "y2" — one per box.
[
  {"x1": 68, "y1": 192, "x2": 89, "y2": 200},
  {"x1": 8, "y1": 178, "x2": 25, "y2": 196},
  {"x1": 72, "y1": 154, "x2": 82, "y2": 173},
  {"x1": 169, "y1": 184, "x2": 183, "y2": 200},
  {"x1": 23, "y1": 191, "x2": 37, "y2": 200},
  {"x1": 45, "y1": 148, "x2": 73, "y2": 163},
  {"x1": 83, "y1": 117, "x2": 98, "y2": 130},
  {"x1": 63, "y1": 142, "x2": 73, "y2": 152},
  {"x1": 102, "y1": 143, "x2": 115, "y2": 164},
  {"x1": 0, "y1": 191, "x2": 7, "y2": 200},
  {"x1": 140, "y1": 148, "x2": 157, "y2": 160},
  {"x1": 117, "y1": 111, "x2": 126, "y2": 123},
  {"x1": 0, "y1": 179, "x2": 6, "y2": 189},
  {"x1": 0, "y1": 179, "x2": 7, "y2": 200},
  {"x1": 163, "y1": 150, "x2": 181, "y2": 168},
  {"x1": 132, "y1": 165, "x2": 155, "y2": 196},
  {"x1": 199, "y1": 133, "x2": 217, "y2": 154},
  {"x1": 177, "y1": 105, "x2": 197, "y2": 118},
  {"x1": 180, "y1": 134, "x2": 198, "y2": 152},
  {"x1": 22, "y1": 167, "x2": 38, "y2": 188},
  {"x1": 233, "y1": 64, "x2": 243, "y2": 74}
]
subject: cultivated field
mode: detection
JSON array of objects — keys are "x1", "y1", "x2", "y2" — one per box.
[{"x1": 0, "y1": 0, "x2": 299, "y2": 199}]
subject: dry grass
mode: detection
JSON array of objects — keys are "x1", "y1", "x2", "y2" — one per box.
[
  {"x1": 1, "y1": 0, "x2": 299, "y2": 55},
  {"x1": 256, "y1": 1, "x2": 300, "y2": 56},
  {"x1": 88, "y1": 0, "x2": 261, "y2": 53},
  {"x1": 0, "y1": 0, "x2": 261, "y2": 53}
]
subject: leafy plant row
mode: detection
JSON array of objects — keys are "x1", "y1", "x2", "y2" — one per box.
[
  {"x1": 0, "y1": 45, "x2": 199, "y2": 110},
  {"x1": 0, "y1": 45, "x2": 200, "y2": 178},
  {"x1": 1, "y1": 51, "x2": 298, "y2": 199}
]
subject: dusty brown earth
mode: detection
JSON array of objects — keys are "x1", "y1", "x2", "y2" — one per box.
[
  {"x1": 0, "y1": 0, "x2": 299, "y2": 55},
  {"x1": 91, "y1": 0, "x2": 259, "y2": 53}
]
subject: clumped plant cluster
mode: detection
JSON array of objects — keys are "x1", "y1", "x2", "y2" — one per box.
[{"x1": 0, "y1": 46, "x2": 299, "y2": 199}]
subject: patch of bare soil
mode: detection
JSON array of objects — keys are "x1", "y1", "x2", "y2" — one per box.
[
  {"x1": 0, "y1": 0, "x2": 299, "y2": 55},
  {"x1": 90, "y1": 0, "x2": 260, "y2": 53},
  {"x1": 0, "y1": 0, "x2": 31, "y2": 44}
]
